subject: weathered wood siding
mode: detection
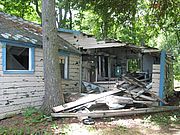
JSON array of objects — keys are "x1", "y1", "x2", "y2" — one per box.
[
  {"x1": 62, "y1": 54, "x2": 81, "y2": 93},
  {"x1": 0, "y1": 44, "x2": 81, "y2": 119},
  {"x1": 151, "y1": 64, "x2": 160, "y2": 95},
  {"x1": 0, "y1": 44, "x2": 45, "y2": 119}
]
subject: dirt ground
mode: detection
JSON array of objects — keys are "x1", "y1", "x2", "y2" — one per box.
[{"x1": 0, "y1": 110, "x2": 179, "y2": 135}]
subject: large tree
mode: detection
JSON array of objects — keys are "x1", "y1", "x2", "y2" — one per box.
[{"x1": 41, "y1": 0, "x2": 64, "y2": 114}]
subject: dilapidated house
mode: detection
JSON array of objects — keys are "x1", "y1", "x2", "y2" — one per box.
[
  {"x1": 78, "y1": 40, "x2": 174, "y2": 105},
  {"x1": 0, "y1": 11, "x2": 174, "y2": 119},
  {"x1": 50, "y1": 39, "x2": 175, "y2": 118},
  {"x1": 54, "y1": 28, "x2": 174, "y2": 106},
  {"x1": 0, "y1": 12, "x2": 81, "y2": 119}
]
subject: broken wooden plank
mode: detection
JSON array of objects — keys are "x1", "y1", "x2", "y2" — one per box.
[
  {"x1": 96, "y1": 95, "x2": 133, "y2": 104},
  {"x1": 121, "y1": 89, "x2": 156, "y2": 101},
  {"x1": 51, "y1": 106, "x2": 180, "y2": 118},
  {"x1": 148, "y1": 91, "x2": 168, "y2": 104},
  {"x1": 53, "y1": 89, "x2": 123, "y2": 112},
  {"x1": 133, "y1": 100, "x2": 154, "y2": 105},
  {"x1": 123, "y1": 76, "x2": 147, "y2": 88}
]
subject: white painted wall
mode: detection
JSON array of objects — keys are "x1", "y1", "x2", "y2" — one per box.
[{"x1": 0, "y1": 43, "x2": 81, "y2": 119}]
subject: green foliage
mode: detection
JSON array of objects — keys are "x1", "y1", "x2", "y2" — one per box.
[
  {"x1": 0, "y1": 126, "x2": 51, "y2": 135},
  {"x1": 161, "y1": 33, "x2": 180, "y2": 80},
  {"x1": 0, "y1": 107, "x2": 52, "y2": 134},
  {"x1": 128, "y1": 59, "x2": 141, "y2": 73},
  {"x1": 22, "y1": 107, "x2": 50, "y2": 124},
  {"x1": 22, "y1": 107, "x2": 39, "y2": 117},
  {"x1": 150, "y1": 31, "x2": 180, "y2": 80},
  {"x1": 144, "y1": 111, "x2": 180, "y2": 125},
  {"x1": 0, "y1": 127, "x2": 28, "y2": 135},
  {"x1": 0, "y1": 0, "x2": 41, "y2": 23},
  {"x1": 0, "y1": 0, "x2": 179, "y2": 79}
]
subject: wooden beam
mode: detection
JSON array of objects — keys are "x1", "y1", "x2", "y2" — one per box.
[{"x1": 51, "y1": 106, "x2": 180, "y2": 118}]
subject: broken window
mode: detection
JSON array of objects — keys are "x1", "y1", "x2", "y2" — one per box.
[
  {"x1": 3, "y1": 44, "x2": 34, "y2": 74},
  {"x1": 127, "y1": 59, "x2": 140, "y2": 73},
  {"x1": 6, "y1": 45, "x2": 29, "y2": 70},
  {"x1": 59, "y1": 56, "x2": 69, "y2": 79}
]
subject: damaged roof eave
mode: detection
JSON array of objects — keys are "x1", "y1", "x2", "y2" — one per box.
[
  {"x1": 82, "y1": 43, "x2": 126, "y2": 49},
  {"x1": 0, "y1": 37, "x2": 42, "y2": 48},
  {"x1": 141, "y1": 49, "x2": 161, "y2": 54}
]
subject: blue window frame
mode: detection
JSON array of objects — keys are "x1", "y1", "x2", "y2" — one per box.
[{"x1": 2, "y1": 42, "x2": 35, "y2": 74}]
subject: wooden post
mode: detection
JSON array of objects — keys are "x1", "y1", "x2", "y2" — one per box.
[
  {"x1": 79, "y1": 56, "x2": 82, "y2": 92},
  {"x1": 102, "y1": 56, "x2": 105, "y2": 77},
  {"x1": 159, "y1": 50, "x2": 166, "y2": 106},
  {"x1": 95, "y1": 56, "x2": 98, "y2": 82},
  {"x1": 64, "y1": 56, "x2": 68, "y2": 79},
  {"x1": 108, "y1": 57, "x2": 111, "y2": 79},
  {"x1": 126, "y1": 59, "x2": 129, "y2": 72},
  {"x1": 98, "y1": 56, "x2": 101, "y2": 78}
]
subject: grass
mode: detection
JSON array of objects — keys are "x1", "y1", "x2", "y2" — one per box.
[
  {"x1": 22, "y1": 107, "x2": 51, "y2": 125},
  {"x1": 0, "y1": 107, "x2": 53, "y2": 135},
  {"x1": 0, "y1": 107, "x2": 179, "y2": 135},
  {"x1": 100, "y1": 125, "x2": 141, "y2": 135},
  {"x1": 144, "y1": 110, "x2": 180, "y2": 126}
]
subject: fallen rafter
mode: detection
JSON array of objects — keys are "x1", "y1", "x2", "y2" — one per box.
[{"x1": 51, "y1": 106, "x2": 180, "y2": 118}]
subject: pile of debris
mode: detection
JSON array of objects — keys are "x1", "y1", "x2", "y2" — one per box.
[{"x1": 52, "y1": 74, "x2": 179, "y2": 123}]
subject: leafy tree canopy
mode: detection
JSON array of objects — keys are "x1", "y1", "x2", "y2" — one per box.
[{"x1": 0, "y1": 0, "x2": 179, "y2": 79}]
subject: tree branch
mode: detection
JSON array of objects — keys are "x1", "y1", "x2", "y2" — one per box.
[{"x1": 33, "y1": 0, "x2": 42, "y2": 19}]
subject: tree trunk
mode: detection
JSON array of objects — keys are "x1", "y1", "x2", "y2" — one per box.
[
  {"x1": 41, "y1": 0, "x2": 64, "y2": 114},
  {"x1": 68, "y1": 2, "x2": 73, "y2": 29}
]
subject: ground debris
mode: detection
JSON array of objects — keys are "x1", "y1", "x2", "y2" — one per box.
[{"x1": 52, "y1": 73, "x2": 175, "y2": 120}]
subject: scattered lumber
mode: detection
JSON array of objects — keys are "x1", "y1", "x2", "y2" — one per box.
[
  {"x1": 122, "y1": 76, "x2": 145, "y2": 88},
  {"x1": 53, "y1": 89, "x2": 123, "y2": 112},
  {"x1": 53, "y1": 73, "x2": 170, "y2": 118},
  {"x1": 51, "y1": 106, "x2": 180, "y2": 118},
  {"x1": 148, "y1": 91, "x2": 168, "y2": 104}
]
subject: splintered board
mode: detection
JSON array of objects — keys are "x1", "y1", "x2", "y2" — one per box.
[{"x1": 53, "y1": 89, "x2": 123, "y2": 112}]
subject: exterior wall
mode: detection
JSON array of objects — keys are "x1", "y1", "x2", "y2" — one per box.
[
  {"x1": 151, "y1": 64, "x2": 160, "y2": 96},
  {"x1": 0, "y1": 44, "x2": 81, "y2": 119},
  {"x1": 62, "y1": 54, "x2": 81, "y2": 93},
  {"x1": 0, "y1": 44, "x2": 44, "y2": 119},
  {"x1": 142, "y1": 54, "x2": 153, "y2": 73}
]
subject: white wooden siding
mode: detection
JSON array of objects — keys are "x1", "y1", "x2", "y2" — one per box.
[
  {"x1": 0, "y1": 44, "x2": 81, "y2": 119},
  {"x1": 0, "y1": 45, "x2": 45, "y2": 119},
  {"x1": 151, "y1": 64, "x2": 160, "y2": 95},
  {"x1": 62, "y1": 54, "x2": 81, "y2": 93}
]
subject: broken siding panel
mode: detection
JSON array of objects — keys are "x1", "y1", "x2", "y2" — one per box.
[{"x1": 0, "y1": 47, "x2": 45, "y2": 119}]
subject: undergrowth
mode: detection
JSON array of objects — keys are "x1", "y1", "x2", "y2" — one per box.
[
  {"x1": 0, "y1": 107, "x2": 52, "y2": 135},
  {"x1": 144, "y1": 110, "x2": 180, "y2": 125}
]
